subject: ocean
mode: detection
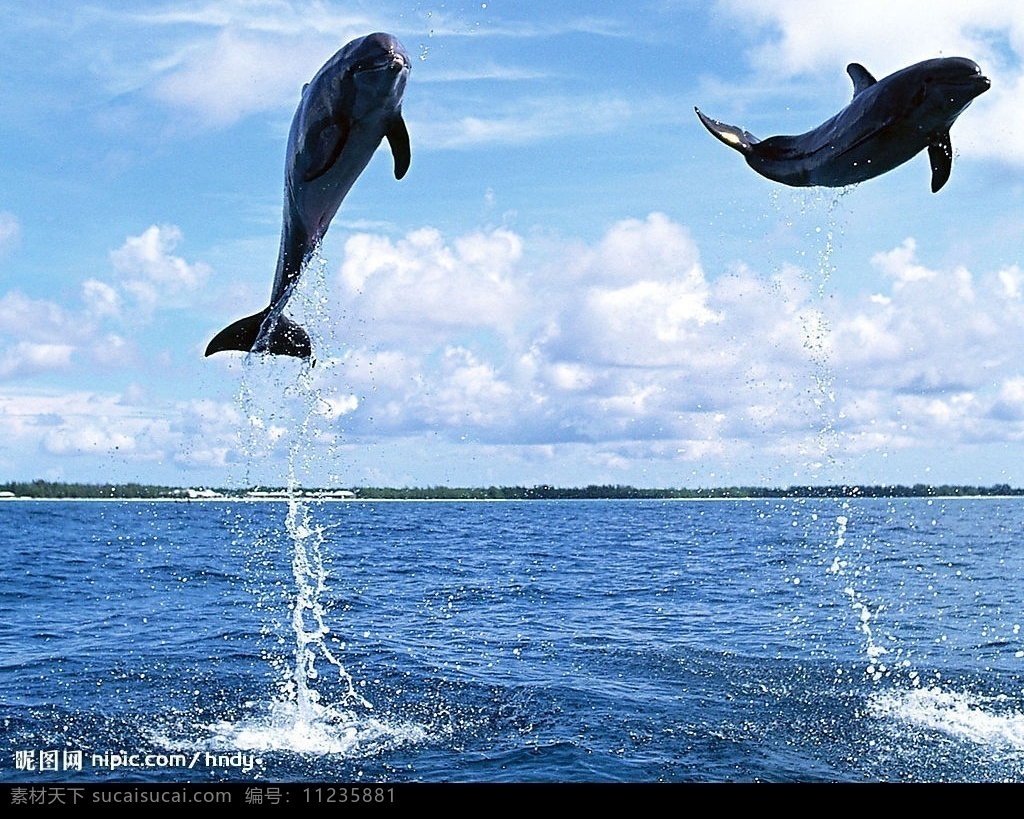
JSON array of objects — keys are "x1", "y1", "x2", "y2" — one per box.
[{"x1": 3, "y1": 495, "x2": 1024, "y2": 784}]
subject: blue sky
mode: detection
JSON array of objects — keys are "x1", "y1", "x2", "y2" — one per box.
[{"x1": 2, "y1": 0, "x2": 1023, "y2": 489}]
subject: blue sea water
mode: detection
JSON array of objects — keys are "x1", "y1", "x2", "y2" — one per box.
[{"x1": 3, "y1": 495, "x2": 1024, "y2": 783}]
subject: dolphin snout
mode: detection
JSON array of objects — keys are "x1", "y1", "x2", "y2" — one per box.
[
  {"x1": 351, "y1": 45, "x2": 410, "y2": 76},
  {"x1": 967, "y1": 72, "x2": 991, "y2": 100},
  {"x1": 958, "y1": 59, "x2": 990, "y2": 93}
]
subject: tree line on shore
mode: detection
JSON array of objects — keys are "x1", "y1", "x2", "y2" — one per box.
[{"x1": 2, "y1": 479, "x2": 1022, "y2": 500}]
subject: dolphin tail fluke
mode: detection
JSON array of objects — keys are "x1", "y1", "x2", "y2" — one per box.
[
  {"x1": 205, "y1": 308, "x2": 313, "y2": 360},
  {"x1": 695, "y1": 107, "x2": 760, "y2": 154}
]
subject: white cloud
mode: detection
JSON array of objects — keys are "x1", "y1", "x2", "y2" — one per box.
[
  {"x1": 417, "y1": 95, "x2": 659, "y2": 149},
  {"x1": 42, "y1": 423, "x2": 137, "y2": 457},
  {"x1": 0, "y1": 225, "x2": 210, "y2": 380},
  {"x1": 870, "y1": 238, "x2": 935, "y2": 284},
  {"x1": 588, "y1": 212, "x2": 704, "y2": 286},
  {"x1": 718, "y1": 0, "x2": 998, "y2": 74},
  {"x1": 82, "y1": 279, "x2": 122, "y2": 319},
  {"x1": 429, "y1": 346, "x2": 519, "y2": 428},
  {"x1": 125, "y1": 0, "x2": 377, "y2": 39},
  {"x1": 0, "y1": 291, "x2": 78, "y2": 343},
  {"x1": 0, "y1": 389, "x2": 248, "y2": 476},
  {"x1": 115, "y1": 3, "x2": 665, "y2": 142},
  {"x1": 151, "y1": 27, "x2": 330, "y2": 128},
  {"x1": 328, "y1": 215, "x2": 767, "y2": 446},
  {"x1": 312, "y1": 216, "x2": 1024, "y2": 482},
  {"x1": 109, "y1": 224, "x2": 211, "y2": 313},
  {"x1": 338, "y1": 226, "x2": 527, "y2": 343},
  {"x1": 4, "y1": 213, "x2": 1024, "y2": 487},
  {"x1": 0, "y1": 212, "x2": 20, "y2": 256},
  {"x1": 418, "y1": 64, "x2": 550, "y2": 83},
  {"x1": 0, "y1": 343, "x2": 75, "y2": 379},
  {"x1": 74, "y1": 2, "x2": 382, "y2": 128},
  {"x1": 833, "y1": 240, "x2": 1024, "y2": 411},
  {"x1": 715, "y1": 0, "x2": 1024, "y2": 164},
  {"x1": 570, "y1": 278, "x2": 719, "y2": 366},
  {"x1": 989, "y1": 378, "x2": 1024, "y2": 421},
  {"x1": 999, "y1": 266, "x2": 1024, "y2": 299}
]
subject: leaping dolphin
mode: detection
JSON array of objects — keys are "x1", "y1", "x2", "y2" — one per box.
[
  {"x1": 695, "y1": 57, "x2": 989, "y2": 192},
  {"x1": 206, "y1": 32, "x2": 412, "y2": 360}
]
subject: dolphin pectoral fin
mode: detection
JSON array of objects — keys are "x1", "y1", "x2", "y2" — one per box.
[
  {"x1": 695, "y1": 108, "x2": 759, "y2": 154},
  {"x1": 387, "y1": 114, "x2": 411, "y2": 179},
  {"x1": 303, "y1": 121, "x2": 350, "y2": 182},
  {"x1": 205, "y1": 308, "x2": 312, "y2": 360},
  {"x1": 847, "y1": 63, "x2": 877, "y2": 97},
  {"x1": 928, "y1": 133, "x2": 953, "y2": 192}
]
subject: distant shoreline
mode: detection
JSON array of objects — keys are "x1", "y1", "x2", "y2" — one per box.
[
  {"x1": 2, "y1": 480, "x2": 1023, "y2": 502},
  {"x1": 2, "y1": 495, "x2": 1023, "y2": 503}
]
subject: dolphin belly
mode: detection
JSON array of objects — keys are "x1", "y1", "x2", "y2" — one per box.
[{"x1": 754, "y1": 124, "x2": 927, "y2": 188}]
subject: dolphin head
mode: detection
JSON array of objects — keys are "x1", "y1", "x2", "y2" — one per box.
[
  {"x1": 348, "y1": 32, "x2": 410, "y2": 72},
  {"x1": 343, "y1": 32, "x2": 410, "y2": 116},
  {"x1": 910, "y1": 57, "x2": 990, "y2": 126}
]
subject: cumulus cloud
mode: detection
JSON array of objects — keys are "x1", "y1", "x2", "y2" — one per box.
[
  {"x1": 0, "y1": 389, "x2": 248, "y2": 477},
  {"x1": 0, "y1": 225, "x2": 210, "y2": 380},
  {"x1": 832, "y1": 239, "x2": 1024, "y2": 398},
  {"x1": 0, "y1": 343, "x2": 75, "y2": 379},
  {"x1": 321, "y1": 217, "x2": 776, "y2": 450},
  {"x1": 4, "y1": 213, "x2": 1024, "y2": 487},
  {"x1": 109, "y1": 224, "x2": 210, "y2": 313},
  {"x1": 989, "y1": 378, "x2": 1024, "y2": 422},
  {"x1": 0, "y1": 290, "x2": 103, "y2": 379},
  {"x1": 0, "y1": 391, "x2": 140, "y2": 459},
  {"x1": 0, "y1": 291, "x2": 78, "y2": 343},
  {"x1": 299, "y1": 214, "x2": 1024, "y2": 483},
  {"x1": 553, "y1": 214, "x2": 720, "y2": 367},
  {"x1": 82, "y1": 279, "x2": 122, "y2": 319},
  {"x1": 338, "y1": 226, "x2": 527, "y2": 343}
]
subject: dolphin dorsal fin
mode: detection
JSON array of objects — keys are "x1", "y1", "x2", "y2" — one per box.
[{"x1": 846, "y1": 63, "x2": 877, "y2": 97}]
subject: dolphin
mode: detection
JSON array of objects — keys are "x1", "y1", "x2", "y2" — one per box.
[
  {"x1": 206, "y1": 32, "x2": 412, "y2": 360},
  {"x1": 695, "y1": 57, "x2": 989, "y2": 192}
]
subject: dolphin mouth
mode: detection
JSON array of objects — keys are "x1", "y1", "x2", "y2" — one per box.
[
  {"x1": 942, "y1": 70, "x2": 990, "y2": 104},
  {"x1": 938, "y1": 58, "x2": 990, "y2": 97},
  {"x1": 963, "y1": 73, "x2": 991, "y2": 100},
  {"x1": 353, "y1": 52, "x2": 409, "y2": 75},
  {"x1": 962, "y1": 65, "x2": 991, "y2": 93}
]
